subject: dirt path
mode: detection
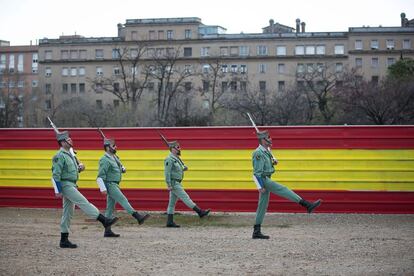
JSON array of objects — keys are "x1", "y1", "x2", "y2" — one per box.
[{"x1": 0, "y1": 208, "x2": 413, "y2": 275}]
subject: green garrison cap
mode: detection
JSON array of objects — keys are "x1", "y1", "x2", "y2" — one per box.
[
  {"x1": 104, "y1": 138, "x2": 115, "y2": 146},
  {"x1": 168, "y1": 140, "x2": 179, "y2": 149},
  {"x1": 56, "y1": 131, "x2": 69, "y2": 141},
  {"x1": 256, "y1": 130, "x2": 270, "y2": 140}
]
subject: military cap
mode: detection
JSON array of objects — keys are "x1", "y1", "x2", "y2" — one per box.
[
  {"x1": 104, "y1": 138, "x2": 115, "y2": 146},
  {"x1": 56, "y1": 131, "x2": 69, "y2": 141},
  {"x1": 168, "y1": 140, "x2": 180, "y2": 149},
  {"x1": 256, "y1": 130, "x2": 270, "y2": 140}
]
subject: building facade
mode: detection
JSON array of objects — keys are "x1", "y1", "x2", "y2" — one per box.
[{"x1": 34, "y1": 15, "x2": 414, "y2": 122}]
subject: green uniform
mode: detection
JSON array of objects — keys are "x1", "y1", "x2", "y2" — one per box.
[
  {"x1": 164, "y1": 153, "x2": 196, "y2": 214},
  {"x1": 98, "y1": 153, "x2": 136, "y2": 218},
  {"x1": 52, "y1": 148, "x2": 100, "y2": 233},
  {"x1": 253, "y1": 145, "x2": 302, "y2": 225}
]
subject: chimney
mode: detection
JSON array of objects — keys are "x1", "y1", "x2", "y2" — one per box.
[
  {"x1": 296, "y1": 19, "x2": 300, "y2": 33},
  {"x1": 301, "y1": 22, "x2": 306, "y2": 33}
]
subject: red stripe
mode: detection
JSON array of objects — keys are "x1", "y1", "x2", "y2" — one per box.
[
  {"x1": 1, "y1": 126, "x2": 414, "y2": 149},
  {"x1": 1, "y1": 187, "x2": 413, "y2": 214}
]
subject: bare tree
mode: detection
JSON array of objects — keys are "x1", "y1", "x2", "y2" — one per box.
[{"x1": 0, "y1": 71, "x2": 24, "y2": 127}]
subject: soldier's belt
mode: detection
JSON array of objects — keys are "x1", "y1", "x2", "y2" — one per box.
[{"x1": 172, "y1": 179, "x2": 182, "y2": 183}]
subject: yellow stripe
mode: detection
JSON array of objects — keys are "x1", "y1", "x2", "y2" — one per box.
[{"x1": 0, "y1": 149, "x2": 414, "y2": 191}]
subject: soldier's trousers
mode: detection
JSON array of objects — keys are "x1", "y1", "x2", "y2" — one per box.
[
  {"x1": 105, "y1": 182, "x2": 135, "y2": 218},
  {"x1": 60, "y1": 182, "x2": 100, "y2": 233},
  {"x1": 167, "y1": 180, "x2": 196, "y2": 214},
  {"x1": 255, "y1": 177, "x2": 302, "y2": 225}
]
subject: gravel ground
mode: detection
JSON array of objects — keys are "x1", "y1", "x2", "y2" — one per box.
[{"x1": 0, "y1": 208, "x2": 413, "y2": 276}]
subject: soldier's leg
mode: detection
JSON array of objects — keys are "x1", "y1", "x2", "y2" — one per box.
[
  {"x1": 107, "y1": 183, "x2": 134, "y2": 214},
  {"x1": 103, "y1": 193, "x2": 119, "y2": 238},
  {"x1": 167, "y1": 190, "x2": 178, "y2": 214},
  {"x1": 265, "y1": 178, "x2": 302, "y2": 203},
  {"x1": 59, "y1": 196, "x2": 77, "y2": 248},
  {"x1": 171, "y1": 183, "x2": 196, "y2": 210},
  {"x1": 253, "y1": 189, "x2": 270, "y2": 239},
  {"x1": 62, "y1": 184, "x2": 118, "y2": 228}
]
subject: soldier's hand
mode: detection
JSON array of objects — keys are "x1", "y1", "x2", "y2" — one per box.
[
  {"x1": 272, "y1": 158, "x2": 278, "y2": 165},
  {"x1": 55, "y1": 193, "x2": 62, "y2": 198},
  {"x1": 78, "y1": 163, "x2": 85, "y2": 172},
  {"x1": 259, "y1": 188, "x2": 266, "y2": 193},
  {"x1": 183, "y1": 166, "x2": 188, "y2": 171},
  {"x1": 121, "y1": 166, "x2": 126, "y2": 173}
]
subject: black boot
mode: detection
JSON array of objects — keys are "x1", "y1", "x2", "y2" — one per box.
[
  {"x1": 60, "y1": 233, "x2": 77, "y2": 248},
  {"x1": 193, "y1": 206, "x2": 210, "y2": 218},
  {"x1": 166, "y1": 214, "x2": 180, "y2": 228},
  {"x1": 299, "y1": 199, "x2": 322, "y2": 213},
  {"x1": 104, "y1": 226, "x2": 120, "y2": 238},
  {"x1": 252, "y1": 224, "x2": 269, "y2": 239},
  {"x1": 132, "y1": 212, "x2": 150, "y2": 225},
  {"x1": 97, "y1": 214, "x2": 119, "y2": 228}
]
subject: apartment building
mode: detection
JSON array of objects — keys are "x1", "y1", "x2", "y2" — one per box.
[
  {"x1": 38, "y1": 15, "x2": 414, "y2": 112},
  {"x1": 0, "y1": 43, "x2": 39, "y2": 126}
]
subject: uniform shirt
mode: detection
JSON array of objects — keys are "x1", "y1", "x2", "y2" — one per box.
[
  {"x1": 97, "y1": 153, "x2": 122, "y2": 183},
  {"x1": 164, "y1": 153, "x2": 185, "y2": 186},
  {"x1": 252, "y1": 145, "x2": 276, "y2": 179},
  {"x1": 52, "y1": 148, "x2": 79, "y2": 183}
]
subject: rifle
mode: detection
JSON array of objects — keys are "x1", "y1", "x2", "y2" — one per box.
[
  {"x1": 246, "y1": 113, "x2": 278, "y2": 164},
  {"x1": 97, "y1": 128, "x2": 126, "y2": 173},
  {"x1": 47, "y1": 116, "x2": 82, "y2": 171},
  {"x1": 157, "y1": 130, "x2": 170, "y2": 147}
]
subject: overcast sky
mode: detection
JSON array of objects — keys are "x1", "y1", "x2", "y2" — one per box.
[{"x1": 1, "y1": 0, "x2": 413, "y2": 46}]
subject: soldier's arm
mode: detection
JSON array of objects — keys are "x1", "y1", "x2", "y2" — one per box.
[
  {"x1": 52, "y1": 155, "x2": 64, "y2": 193},
  {"x1": 97, "y1": 158, "x2": 109, "y2": 193},
  {"x1": 252, "y1": 152, "x2": 265, "y2": 189},
  {"x1": 164, "y1": 158, "x2": 173, "y2": 189}
]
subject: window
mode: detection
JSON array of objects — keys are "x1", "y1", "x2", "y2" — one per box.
[
  {"x1": 370, "y1": 40, "x2": 379, "y2": 50},
  {"x1": 62, "y1": 83, "x2": 68, "y2": 93},
  {"x1": 221, "y1": 64, "x2": 228, "y2": 73},
  {"x1": 305, "y1": 46, "x2": 315, "y2": 55},
  {"x1": 167, "y1": 30, "x2": 173, "y2": 40},
  {"x1": 113, "y1": 99, "x2": 120, "y2": 107},
  {"x1": 149, "y1": 30, "x2": 155, "y2": 40},
  {"x1": 131, "y1": 31, "x2": 138, "y2": 40},
  {"x1": 113, "y1": 82, "x2": 120, "y2": 92},
  {"x1": 79, "y1": 83, "x2": 85, "y2": 93},
  {"x1": 295, "y1": 45, "x2": 305, "y2": 55},
  {"x1": 231, "y1": 64, "x2": 238, "y2": 73},
  {"x1": 45, "y1": 100, "x2": 52, "y2": 110},
  {"x1": 306, "y1": 63, "x2": 314, "y2": 73},
  {"x1": 202, "y1": 64, "x2": 210, "y2": 74},
  {"x1": 334, "y1": 45, "x2": 345, "y2": 55},
  {"x1": 61, "y1": 50, "x2": 69, "y2": 59},
  {"x1": 278, "y1": 81, "x2": 285, "y2": 92},
  {"x1": 230, "y1": 46, "x2": 238, "y2": 56},
  {"x1": 220, "y1": 47, "x2": 229, "y2": 56},
  {"x1": 371, "y1": 76, "x2": 379, "y2": 84},
  {"x1": 230, "y1": 81, "x2": 237, "y2": 91},
  {"x1": 240, "y1": 81, "x2": 247, "y2": 92},
  {"x1": 45, "y1": 67, "x2": 52, "y2": 77},
  {"x1": 221, "y1": 81, "x2": 228, "y2": 92},
  {"x1": 156, "y1": 48, "x2": 164, "y2": 56},
  {"x1": 95, "y1": 83, "x2": 103, "y2": 93},
  {"x1": 335, "y1": 63, "x2": 343, "y2": 73},
  {"x1": 158, "y1": 30, "x2": 164, "y2": 40},
  {"x1": 355, "y1": 40, "x2": 363, "y2": 50},
  {"x1": 131, "y1": 66, "x2": 138, "y2": 75},
  {"x1": 96, "y1": 100, "x2": 103, "y2": 109},
  {"x1": 45, "y1": 83, "x2": 51, "y2": 94},
  {"x1": 95, "y1": 49, "x2": 104, "y2": 59},
  {"x1": 355, "y1": 58, "x2": 362, "y2": 68},
  {"x1": 386, "y1": 39, "x2": 395, "y2": 50},
  {"x1": 277, "y1": 63, "x2": 285, "y2": 74},
  {"x1": 184, "y1": 47, "x2": 192, "y2": 57},
  {"x1": 184, "y1": 65, "x2": 191, "y2": 74},
  {"x1": 297, "y1": 63, "x2": 305, "y2": 73},
  {"x1": 79, "y1": 50, "x2": 87, "y2": 59},
  {"x1": 9, "y1": 55, "x2": 14, "y2": 72},
  {"x1": 45, "y1": 50, "x2": 52, "y2": 60},
  {"x1": 130, "y1": 48, "x2": 138, "y2": 58},
  {"x1": 32, "y1": 53, "x2": 38, "y2": 73},
  {"x1": 62, "y1": 67, "x2": 69, "y2": 76},
  {"x1": 276, "y1": 46, "x2": 286, "y2": 56},
  {"x1": 112, "y1": 49, "x2": 120, "y2": 59},
  {"x1": 316, "y1": 45, "x2": 325, "y2": 55},
  {"x1": 371, "y1": 58, "x2": 379, "y2": 68},
  {"x1": 113, "y1": 67, "x2": 120, "y2": 75},
  {"x1": 403, "y1": 39, "x2": 411, "y2": 49},
  {"x1": 96, "y1": 66, "x2": 103, "y2": 76},
  {"x1": 240, "y1": 64, "x2": 247, "y2": 74},
  {"x1": 257, "y1": 45, "x2": 268, "y2": 56},
  {"x1": 201, "y1": 47, "x2": 210, "y2": 57},
  {"x1": 17, "y1": 54, "x2": 23, "y2": 73},
  {"x1": 78, "y1": 67, "x2": 85, "y2": 76},
  {"x1": 70, "y1": 67, "x2": 77, "y2": 76},
  {"x1": 18, "y1": 80, "x2": 24, "y2": 88},
  {"x1": 259, "y1": 81, "x2": 266, "y2": 92},
  {"x1": 239, "y1": 46, "x2": 249, "y2": 56},
  {"x1": 147, "y1": 82, "x2": 154, "y2": 91},
  {"x1": 70, "y1": 83, "x2": 76, "y2": 93},
  {"x1": 32, "y1": 80, "x2": 38, "y2": 87},
  {"x1": 70, "y1": 50, "x2": 78, "y2": 59},
  {"x1": 185, "y1": 29, "x2": 192, "y2": 39},
  {"x1": 202, "y1": 81, "x2": 209, "y2": 92},
  {"x1": 185, "y1": 82, "x2": 192, "y2": 91},
  {"x1": 387, "y1": 58, "x2": 395, "y2": 67},
  {"x1": 259, "y1": 64, "x2": 266, "y2": 73},
  {"x1": 0, "y1": 54, "x2": 5, "y2": 73}
]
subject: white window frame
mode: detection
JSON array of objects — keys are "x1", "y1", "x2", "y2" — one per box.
[
  {"x1": 355, "y1": 40, "x2": 363, "y2": 50},
  {"x1": 78, "y1": 67, "x2": 85, "y2": 76},
  {"x1": 62, "y1": 67, "x2": 69, "y2": 76},
  {"x1": 334, "y1": 45, "x2": 345, "y2": 55},
  {"x1": 276, "y1": 46, "x2": 286, "y2": 56},
  {"x1": 386, "y1": 39, "x2": 395, "y2": 50},
  {"x1": 403, "y1": 39, "x2": 411, "y2": 49},
  {"x1": 295, "y1": 45, "x2": 305, "y2": 55},
  {"x1": 316, "y1": 45, "x2": 325, "y2": 55},
  {"x1": 201, "y1": 47, "x2": 210, "y2": 57},
  {"x1": 45, "y1": 67, "x2": 52, "y2": 77},
  {"x1": 257, "y1": 45, "x2": 268, "y2": 56},
  {"x1": 370, "y1": 40, "x2": 379, "y2": 50},
  {"x1": 305, "y1": 46, "x2": 315, "y2": 55},
  {"x1": 239, "y1": 46, "x2": 249, "y2": 56}
]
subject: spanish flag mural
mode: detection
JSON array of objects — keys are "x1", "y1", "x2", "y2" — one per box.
[{"x1": 0, "y1": 126, "x2": 413, "y2": 213}]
